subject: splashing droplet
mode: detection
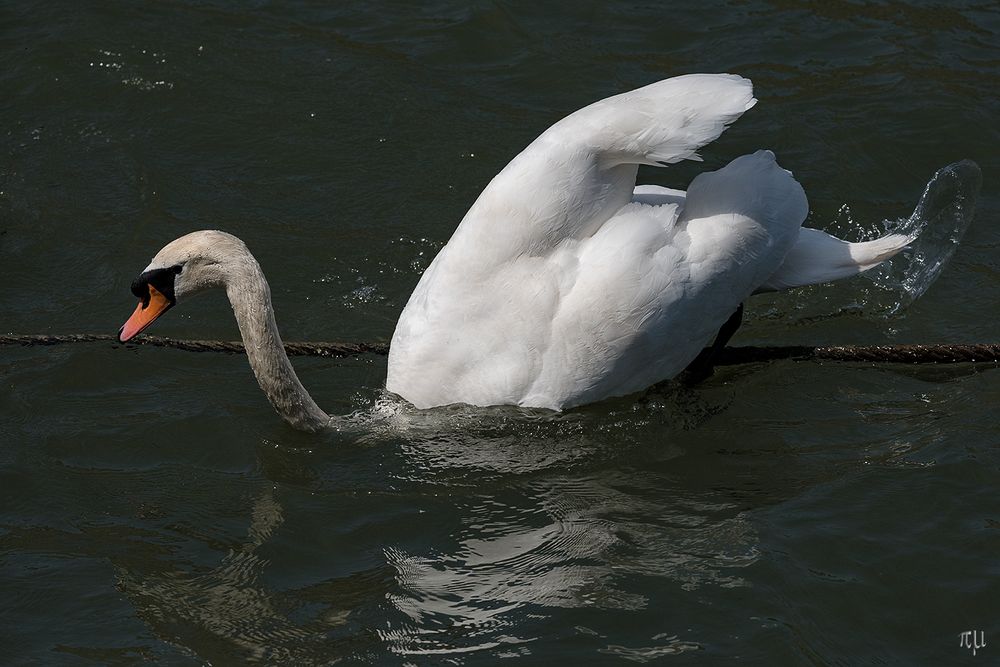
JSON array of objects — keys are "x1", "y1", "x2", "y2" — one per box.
[{"x1": 866, "y1": 160, "x2": 981, "y2": 316}]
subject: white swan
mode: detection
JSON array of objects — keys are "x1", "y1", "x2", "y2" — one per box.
[{"x1": 119, "y1": 74, "x2": 914, "y2": 431}]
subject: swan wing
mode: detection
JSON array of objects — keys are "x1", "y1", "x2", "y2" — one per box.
[{"x1": 441, "y1": 73, "x2": 757, "y2": 263}]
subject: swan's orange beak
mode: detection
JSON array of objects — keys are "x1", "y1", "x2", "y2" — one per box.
[{"x1": 119, "y1": 284, "x2": 173, "y2": 343}]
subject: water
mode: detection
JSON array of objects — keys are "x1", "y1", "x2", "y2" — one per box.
[
  {"x1": 2, "y1": 1, "x2": 999, "y2": 664},
  {"x1": 863, "y1": 160, "x2": 981, "y2": 316}
]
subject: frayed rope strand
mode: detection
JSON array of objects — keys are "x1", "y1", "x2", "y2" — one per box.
[{"x1": 3, "y1": 334, "x2": 1000, "y2": 365}]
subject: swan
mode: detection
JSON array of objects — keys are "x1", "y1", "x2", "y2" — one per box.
[{"x1": 119, "y1": 73, "x2": 915, "y2": 432}]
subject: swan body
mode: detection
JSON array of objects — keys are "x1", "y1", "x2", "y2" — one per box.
[
  {"x1": 386, "y1": 74, "x2": 909, "y2": 410},
  {"x1": 119, "y1": 74, "x2": 914, "y2": 430}
]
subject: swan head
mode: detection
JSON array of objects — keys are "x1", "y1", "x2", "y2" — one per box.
[{"x1": 118, "y1": 230, "x2": 249, "y2": 342}]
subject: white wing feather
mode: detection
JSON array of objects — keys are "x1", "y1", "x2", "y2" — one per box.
[{"x1": 442, "y1": 74, "x2": 757, "y2": 262}]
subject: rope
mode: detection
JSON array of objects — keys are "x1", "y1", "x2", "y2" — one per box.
[
  {"x1": 2, "y1": 334, "x2": 1000, "y2": 365},
  {"x1": 714, "y1": 344, "x2": 1000, "y2": 365},
  {"x1": 0, "y1": 334, "x2": 388, "y2": 357}
]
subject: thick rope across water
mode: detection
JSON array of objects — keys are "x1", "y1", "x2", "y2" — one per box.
[
  {"x1": 0, "y1": 334, "x2": 389, "y2": 357},
  {"x1": 2, "y1": 334, "x2": 1000, "y2": 365},
  {"x1": 714, "y1": 343, "x2": 1000, "y2": 365}
]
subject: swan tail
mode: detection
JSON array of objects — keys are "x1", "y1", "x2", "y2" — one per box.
[
  {"x1": 553, "y1": 73, "x2": 757, "y2": 167},
  {"x1": 757, "y1": 227, "x2": 914, "y2": 292}
]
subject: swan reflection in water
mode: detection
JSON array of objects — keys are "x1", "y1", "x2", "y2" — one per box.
[
  {"x1": 114, "y1": 391, "x2": 765, "y2": 661},
  {"x1": 109, "y1": 320, "x2": 973, "y2": 663}
]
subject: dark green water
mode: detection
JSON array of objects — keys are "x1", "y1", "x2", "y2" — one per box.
[{"x1": 2, "y1": 1, "x2": 999, "y2": 664}]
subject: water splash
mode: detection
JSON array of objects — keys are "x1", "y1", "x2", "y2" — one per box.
[{"x1": 866, "y1": 160, "x2": 982, "y2": 316}]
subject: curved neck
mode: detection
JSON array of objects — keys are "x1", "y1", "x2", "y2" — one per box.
[{"x1": 224, "y1": 254, "x2": 330, "y2": 432}]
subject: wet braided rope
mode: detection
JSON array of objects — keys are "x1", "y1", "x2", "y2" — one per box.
[
  {"x1": 0, "y1": 334, "x2": 388, "y2": 357},
  {"x1": 2, "y1": 334, "x2": 1000, "y2": 365}
]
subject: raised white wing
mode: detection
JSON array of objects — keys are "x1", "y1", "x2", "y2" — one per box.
[{"x1": 441, "y1": 73, "x2": 757, "y2": 264}]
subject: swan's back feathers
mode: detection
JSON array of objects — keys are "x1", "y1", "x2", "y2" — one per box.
[{"x1": 682, "y1": 150, "x2": 807, "y2": 229}]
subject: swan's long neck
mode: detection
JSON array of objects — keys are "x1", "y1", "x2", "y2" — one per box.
[{"x1": 224, "y1": 253, "x2": 330, "y2": 432}]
